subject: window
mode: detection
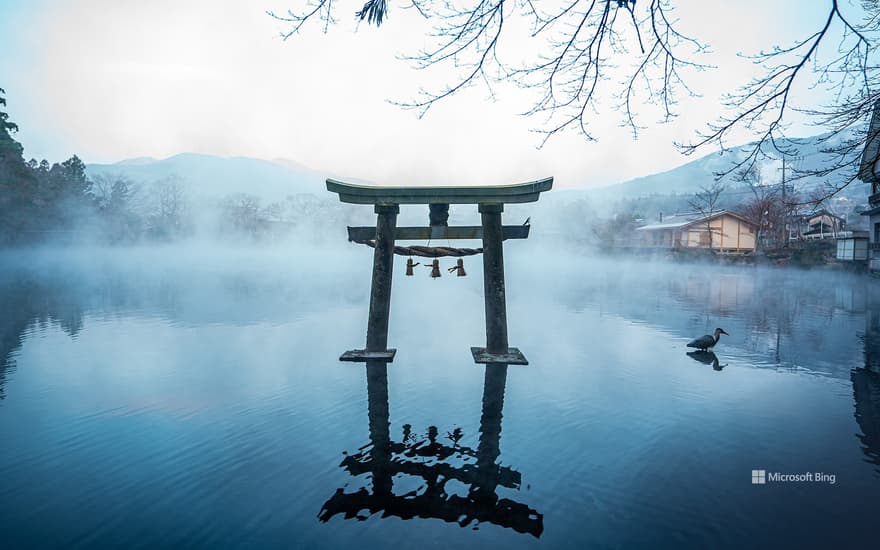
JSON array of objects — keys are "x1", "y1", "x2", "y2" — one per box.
[{"x1": 874, "y1": 222, "x2": 880, "y2": 243}]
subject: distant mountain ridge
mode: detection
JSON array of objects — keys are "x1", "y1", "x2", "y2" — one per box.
[
  {"x1": 87, "y1": 153, "x2": 326, "y2": 201},
  {"x1": 590, "y1": 129, "x2": 870, "y2": 204},
  {"x1": 87, "y1": 130, "x2": 871, "y2": 211}
]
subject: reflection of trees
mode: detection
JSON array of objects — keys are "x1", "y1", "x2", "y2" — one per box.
[
  {"x1": 852, "y1": 366, "x2": 880, "y2": 472},
  {"x1": 855, "y1": 305, "x2": 880, "y2": 472},
  {"x1": 668, "y1": 274, "x2": 756, "y2": 318},
  {"x1": 319, "y1": 363, "x2": 543, "y2": 537},
  {"x1": 667, "y1": 272, "x2": 804, "y2": 361},
  {"x1": 565, "y1": 267, "x2": 874, "y2": 377},
  {"x1": 667, "y1": 272, "x2": 865, "y2": 367},
  {"x1": 0, "y1": 275, "x2": 85, "y2": 399}
]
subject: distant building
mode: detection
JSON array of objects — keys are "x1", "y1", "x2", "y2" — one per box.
[
  {"x1": 787, "y1": 209, "x2": 846, "y2": 242},
  {"x1": 802, "y1": 210, "x2": 845, "y2": 240},
  {"x1": 633, "y1": 211, "x2": 758, "y2": 254}
]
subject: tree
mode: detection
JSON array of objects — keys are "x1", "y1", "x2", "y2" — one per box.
[
  {"x1": 591, "y1": 208, "x2": 642, "y2": 248},
  {"x1": 0, "y1": 88, "x2": 39, "y2": 243},
  {"x1": 688, "y1": 180, "x2": 725, "y2": 252},
  {"x1": 26, "y1": 155, "x2": 95, "y2": 231},
  {"x1": 0, "y1": 87, "x2": 19, "y2": 135},
  {"x1": 142, "y1": 176, "x2": 191, "y2": 239},
  {"x1": 1, "y1": 88, "x2": 133, "y2": 244},
  {"x1": 736, "y1": 165, "x2": 780, "y2": 251},
  {"x1": 89, "y1": 173, "x2": 142, "y2": 242},
  {"x1": 219, "y1": 193, "x2": 269, "y2": 237},
  {"x1": 740, "y1": 192, "x2": 786, "y2": 252},
  {"x1": 272, "y1": 1, "x2": 879, "y2": 198}
]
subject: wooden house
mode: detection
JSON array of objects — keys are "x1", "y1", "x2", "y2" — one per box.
[{"x1": 633, "y1": 211, "x2": 758, "y2": 254}]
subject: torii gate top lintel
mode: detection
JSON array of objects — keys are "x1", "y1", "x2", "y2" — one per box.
[{"x1": 326, "y1": 177, "x2": 553, "y2": 205}]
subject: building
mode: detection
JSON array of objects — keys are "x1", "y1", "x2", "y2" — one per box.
[
  {"x1": 859, "y1": 99, "x2": 880, "y2": 270},
  {"x1": 836, "y1": 230, "x2": 869, "y2": 262},
  {"x1": 802, "y1": 210, "x2": 845, "y2": 240},
  {"x1": 788, "y1": 209, "x2": 846, "y2": 242},
  {"x1": 633, "y1": 211, "x2": 758, "y2": 254}
]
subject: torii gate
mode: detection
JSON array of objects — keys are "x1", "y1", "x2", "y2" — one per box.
[{"x1": 326, "y1": 177, "x2": 553, "y2": 365}]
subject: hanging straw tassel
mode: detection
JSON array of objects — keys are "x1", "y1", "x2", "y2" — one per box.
[
  {"x1": 426, "y1": 259, "x2": 441, "y2": 278},
  {"x1": 405, "y1": 258, "x2": 420, "y2": 276},
  {"x1": 447, "y1": 258, "x2": 466, "y2": 277}
]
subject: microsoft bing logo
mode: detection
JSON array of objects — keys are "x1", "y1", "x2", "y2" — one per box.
[{"x1": 751, "y1": 469, "x2": 766, "y2": 484}]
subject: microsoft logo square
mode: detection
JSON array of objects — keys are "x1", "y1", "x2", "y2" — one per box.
[{"x1": 751, "y1": 469, "x2": 766, "y2": 484}]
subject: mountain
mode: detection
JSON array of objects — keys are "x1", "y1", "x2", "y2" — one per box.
[
  {"x1": 590, "y1": 129, "x2": 871, "y2": 204},
  {"x1": 86, "y1": 153, "x2": 325, "y2": 201},
  {"x1": 86, "y1": 130, "x2": 872, "y2": 225}
]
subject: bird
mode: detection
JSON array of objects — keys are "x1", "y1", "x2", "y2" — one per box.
[{"x1": 687, "y1": 328, "x2": 729, "y2": 351}]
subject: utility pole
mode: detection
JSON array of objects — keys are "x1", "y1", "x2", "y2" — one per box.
[{"x1": 782, "y1": 158, "x2": 788, "y2": 249}]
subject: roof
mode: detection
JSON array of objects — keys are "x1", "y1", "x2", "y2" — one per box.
[
  {"x1": 326, "y1": 177, "x2": 553, "y2": 205},
  {"x1": 635, "y1": 212, "x2": 704, "y2": 230},
  {"x1": 806, "y1": 209, "x2": 844, "y2": 221},
  {"x1": 635, "y1": 210, "x2": 756, "y2": 232},
  {"x1": 788, "y1": 209, "x2": 845, "y2": 221}
]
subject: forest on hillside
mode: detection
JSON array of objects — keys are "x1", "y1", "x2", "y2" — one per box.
[
  {"x1": 0, "y1": 88, "x2": 362, "y2": 245},
  {"x1": 0, "y1": 88, "x2": 203, "y2": 244}
]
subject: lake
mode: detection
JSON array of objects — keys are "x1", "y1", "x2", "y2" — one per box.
[{"x1": 1, "y1": 244, "x2": 878, "y2": 549}]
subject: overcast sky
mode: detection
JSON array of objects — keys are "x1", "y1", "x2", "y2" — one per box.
[{"x1": 0, "y1": 0, "x2": 840, "y2": 188}]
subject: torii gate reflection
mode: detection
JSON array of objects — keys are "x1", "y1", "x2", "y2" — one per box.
[{"x1": 318, "y1": 361, "x2": 544, "y2": 537}]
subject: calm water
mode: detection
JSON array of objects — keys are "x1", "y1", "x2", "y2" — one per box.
[{"x1": 1, "y1": 245, "x2": 878, "y2": 549}]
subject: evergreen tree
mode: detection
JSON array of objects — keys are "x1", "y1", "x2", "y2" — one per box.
[
  {"x1": 0, "y1": 89, "x2": 98, "y2": 243},
  {"x1": 1, "y1": 87, "x2": 142, "y2": 244},
  {"x1": 0, "y1": 88, "x2": 39, "y2": 243}
]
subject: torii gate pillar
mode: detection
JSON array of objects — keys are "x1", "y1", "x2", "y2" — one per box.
[
  {"x1": 475, "y1": 203, "x2": 511, "y2": 360},
  {"x1": 366, "y1": 204, "x2": 398, "y2": 355}
]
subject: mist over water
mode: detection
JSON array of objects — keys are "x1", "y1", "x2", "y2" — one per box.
[{"x1": 1, "y1": 243, "x2": 878, "y2": 548}]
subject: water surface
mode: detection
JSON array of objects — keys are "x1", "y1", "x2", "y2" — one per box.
[{"x1": 1, "y1": 246, "x2": 878, "y2": 548}]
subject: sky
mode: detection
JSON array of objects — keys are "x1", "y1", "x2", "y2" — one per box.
[{"x1": 0, "y1": 0, "x2": 842, "y2": 188}]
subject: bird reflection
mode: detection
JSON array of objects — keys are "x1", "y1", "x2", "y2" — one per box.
[
  {"x1": 686, "y1": 350, "x2": 726, "y2": 371},
  {"x1": 319, "y1": 361, "x2": 543, "y2": 537}
]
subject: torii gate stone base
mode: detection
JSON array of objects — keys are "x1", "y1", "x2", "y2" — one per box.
[{"x1": 327, "y1": 177, "x2": 553, "y2": 366}]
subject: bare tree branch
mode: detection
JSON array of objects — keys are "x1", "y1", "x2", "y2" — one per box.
[
  {"x1": 688, "y1": 180, "x2": 725, "y2": 252},
  {"x1": 272, "y1": 1, "x2": 880, "y2": 200},
  {"x1": 677, "y1": 0, "x2": 878, "y2": 202},
  {"x1": 272, "y1": 0, "x2": 707, "y2": 144}
]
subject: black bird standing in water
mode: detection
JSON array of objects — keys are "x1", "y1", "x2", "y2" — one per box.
[{"x1": 687, "y1": 328, "x2": 729, "y2": 351}]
